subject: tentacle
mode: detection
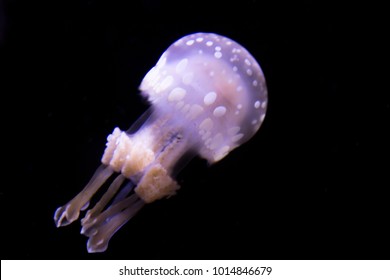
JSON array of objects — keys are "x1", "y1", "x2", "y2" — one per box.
[
  {"x1": 81, "y1": 192, "x2": 138, "y2": 235},
  {"x1": 81, "y1": 194, "x2": 145, "y2": 253},
  {"x1": 54, "y1": 165, "x2": 113, "y2": 227},
  {"x1": 111, "y1": 180, "x2": 135, "y2": 205},
  {"x1": 81, "y1": 174, "x2": 126, "y2": 226}
]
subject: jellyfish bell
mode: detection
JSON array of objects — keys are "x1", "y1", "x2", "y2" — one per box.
[{"x1": 54, "y1": 32, "x2": 268, "y2": 253}]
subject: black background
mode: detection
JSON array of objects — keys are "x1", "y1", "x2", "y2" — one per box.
[{"x1": 1, "y1": 0, "x2": 388, "y2": 259}]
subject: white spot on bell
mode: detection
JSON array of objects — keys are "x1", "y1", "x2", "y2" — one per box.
[
  {"x1": 199, "y1": 118, "x2": 214, "y2": 131},
  {"x1": 230, "y1": 55, "x2": 239, "y2": 62},
  {"x1": 156, "y1": 56, "x2": 166, "y2": 68},
  {"x1": 213, "y1": 106, "x2": 227, "y2": 117},
  {"x1": 214, "y1": 51, "x2": 222, "y2": 59},
  {"x1": 175, "y1": 58, "x2": 188, "y2": 74},
  {"x1": 141, "y1": 67, "x2": 159, "y2": 90},
  {"x1": 168, "y1": 87, "x2": 186, "y2": 102},
  {"x1": 204, "y1": 91, "x2": 217, "y2": 106},
  {"x1": 232, "y1": 133, "x2": 244, "y2": 142},
  {"x1": 228, "y1": 126, "x2": 241, "y2": 136},
  {"x1": 254, "y1": 100, "x2": 261, "y2": 109},
  {"x1": 206, "y1": 41, "x2": 213, "y2": 47},
  {"x1": 220, "y1": 145, "x2": 230, "y2": 155},
  {"x1": 158, "y1": 75, "x2": 173, "y2": 92},
  {"x1": 187, "y1": 104, "x2": 204, "y2": 120},
  {"x1": 209, "y1": 133, "x2": 223, "y2": 150},
  {"x1": 214, "y1": 145, "x2": 230, "y2": 161},
  {"x1": 186, "y1": 39, "x2": 195, "y2": 46}
]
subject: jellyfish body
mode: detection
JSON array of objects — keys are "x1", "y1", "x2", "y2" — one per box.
[{"x1": 54, "y1": 33, "x2": 268, "y2": 253}]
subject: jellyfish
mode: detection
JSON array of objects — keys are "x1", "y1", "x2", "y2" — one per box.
[{"x1": 54, "y1": 32, "x2": 268, "y2": 253}]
